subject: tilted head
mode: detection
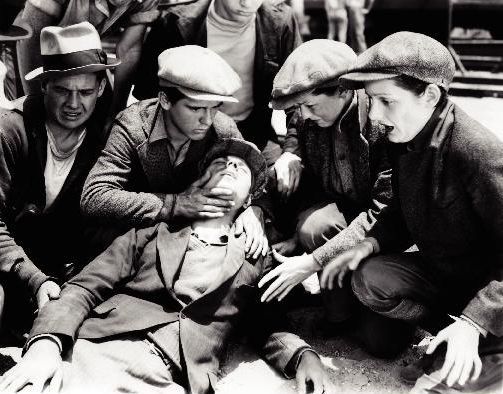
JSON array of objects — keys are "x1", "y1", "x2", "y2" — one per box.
[
  {"x1": 201, "y1": 138, "x2": 267, "y2": 212},
  {"x1": 271, "y1": 39, "x2": 357, "y2": 127},
  {"x1": 157, "y1": 45, "x2": 241, "y2": 141},
  {"x1": 340, "y1": 31, "x2": 455, "y2": 143}
]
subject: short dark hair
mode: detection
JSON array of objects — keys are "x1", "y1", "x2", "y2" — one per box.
[
  {"x1": 159, "y1": 87, "x2": 186, "y2": 104},
  {"x1": 312, "y1": 84, "x2": 346, "y2": 97},
  {"x1": 41, "y1": 71, "x2": 107, "y2": 89},
  {"x1": 392, "y1": 75, "x2": 447, "y2": 107}
]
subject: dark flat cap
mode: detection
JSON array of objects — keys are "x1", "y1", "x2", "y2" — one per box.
[
  {"x1": 201, "y1": 138, "x2": 267, "y2": 201},
  {"x1": 271, "y1": 39, "x2": 356, "y2": 110},
  {"x1": 340, "y1": 31, "x2": 455, "y2": 90}
]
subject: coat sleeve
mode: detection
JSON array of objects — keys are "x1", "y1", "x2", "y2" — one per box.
[
  {"x1": 312, "y1": 128, "x2": 397, "y2": 266},
  {"x1": 28, "y1": 227, "x2": 154, "y2": 344},
  {"x1": 245, "y1": 255, "x2": 315, "y2": 378},
  {"x1": 458, "y1": 132, "x2": 503, "y2": 337},
  {"x1": 80, "y1": 120, "x2": 166, "y2": 227},
  {"x1": 0, "y1": 111, "x2": 50, "y2": 295}
]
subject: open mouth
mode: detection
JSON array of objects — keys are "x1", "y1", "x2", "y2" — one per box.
[
  {"x1": 62, "y1": 111, "x2": 81, "y2": 120},
  {"x1": 220, "y1": 170, "x2": 237, "y2": 179}
]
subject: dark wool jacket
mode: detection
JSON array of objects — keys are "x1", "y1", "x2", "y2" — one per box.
[
  {"x1": 81, "y1": 99, "x2": 241, "y2": 230},
  {"x1": 0, "y1": 95, "x2": 105, "y2": 295},
  {"x1": 368, "y1": 100, "x2": 503, "y2": 337},
  {"x1": 132, "y1": 0, "x2": 302, "y2": 152},
  {"x1": 30, "y1": 223, "x2": 312, "y2": 394},
  {"x1": 288, "y1": 94, "x2": 392, "y2": 266}
]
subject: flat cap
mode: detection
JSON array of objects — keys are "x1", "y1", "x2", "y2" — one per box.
[
  {"x1": 271, "y1": 39, "x2": 356, "y2": 110},
  {"x1": 201, "y1": 138, "x2": 267, "y2": 201},
  {"x1": 158, "y1": 45, "x2": 241, "y2": 102},
  {"x1": 340, "y1": 31, "x2": 455, "y2": 90}
]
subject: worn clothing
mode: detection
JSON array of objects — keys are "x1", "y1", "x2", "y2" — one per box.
[
  {"x1": 206, "y1": 0, "x2": 255, "y2": 122},
  {"x1": 27, "y1": 0, "x2": 159, "y2": 35},
  {"x1": 368, "y1": 100, "x2": 503, "y2": 338},
  {"x1": 286, "y1": 94, "x2": 392, "y2": 265},
  {"x1": 29, "y1": 223, "x2": 314, "y2": 393},
  {"x1": 0, "y1": 95, "x2": 105, "y2": 296},
  {"x1": 133, "y1": 0, "x2": 301, "y2": 153},
  {"x1": 81, "y1": 99, "x2": 241, "y2": 230}
]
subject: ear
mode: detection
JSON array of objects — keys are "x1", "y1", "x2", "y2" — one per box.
[
  {"x1": 158, "y1": 91, "x2": 172, "y2": 111},
  {"x1": 97, "y1": 77, "x2": 106, "y2": 98},
  {"x1": 242, "y1": 195, "x2": 252, "y2": 210},
  {"x1": 423, "y1": 84, "x2": 442, "y2": 108}
]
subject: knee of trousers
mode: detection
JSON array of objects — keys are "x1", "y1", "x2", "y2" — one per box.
[
  {"x1": 297, "y1": 210, "x2": 345, "y2": 252},
  {"x1": 351, "y1": 257, "x2": 400, "y2": 313}
]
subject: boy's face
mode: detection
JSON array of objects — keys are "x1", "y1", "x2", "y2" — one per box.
[
  {"x1": 43, "y1": 73, "x2": 105, "y2": 133},
  {"x1": 205, "y1": 155, "x2": 252, "y2": 209}
]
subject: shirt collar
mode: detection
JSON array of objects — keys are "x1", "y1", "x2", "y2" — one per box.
[{"x1": 149, "y1": 104, "x2": 169, "y2": 143}]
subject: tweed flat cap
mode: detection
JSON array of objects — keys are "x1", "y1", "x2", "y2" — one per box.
[
  {"x1": 201, "y1": 138, "x2": 267, "y2": 201},
  {"x1": 340, "y1": 31, "x2": 455, "y2": 90},
  {"x1": 271, "y1": 39, "x2": 356, "y2": 110},
  {"x1": 158, "y1": 45, "x2": 241, "y2": 103}
]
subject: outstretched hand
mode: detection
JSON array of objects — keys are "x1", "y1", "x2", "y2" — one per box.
[
  {"x1": 258, "y1": 250, "x2": 320, "y2": 302},
  {"x1": 295, "y1": 351, "x2": 334, "y2": 394},
  {"x1": 234, "y1": 206, "x2": 268, "y2": 259},
  {"x1": 320, "y1": 241, "x2": 374, "y2": 290},
  {"x1": 0, "y1": 339, "x2": 63, "y2": 393},
  {"x1": 426, "y1": 319, "x2": 482, "y2": 387}
]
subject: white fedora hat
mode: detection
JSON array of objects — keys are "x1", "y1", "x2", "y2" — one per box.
[{"x1": 25, "y1": 21, "x2": 120, "y2": 81}]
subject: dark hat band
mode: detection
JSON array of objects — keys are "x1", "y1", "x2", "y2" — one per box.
[{"x1": 42, "y1": 49, "x2": 108, "y2": 71}]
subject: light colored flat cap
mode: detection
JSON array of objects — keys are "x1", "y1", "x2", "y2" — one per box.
[
  {"x1": 158, "y1": 45, "x2": 241, "y2": 103},
  {"x1": 271, "y1": 39, "x2": 356, "y2": 110}
]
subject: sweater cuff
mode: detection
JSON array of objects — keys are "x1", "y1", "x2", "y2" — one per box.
[
  {"x1": 24, "y1": 334, "x2": 63, "y2": 355},
  {"x1": 11, "y1": 259, "x2": 50, "y2": 297}
]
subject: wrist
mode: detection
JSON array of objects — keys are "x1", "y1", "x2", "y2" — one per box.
[
  {"x1": 306, "y1": 254, "x2": 322, "y2": 272},
  {"x1": 26, "y1": 337, "x2": 62, "y2": 356}
]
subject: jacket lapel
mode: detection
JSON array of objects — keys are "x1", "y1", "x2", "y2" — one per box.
[{"x1": 156, "y1": 224, "x2": 191, "y2": 292}]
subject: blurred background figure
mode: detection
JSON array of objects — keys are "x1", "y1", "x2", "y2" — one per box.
[
  {"x1": 0, "y1": 0, "x2": 30, "y2": 104},
  {"x1": 289, "y1": 0, "x2": 311, "y2": 37},
  {"x1": 325, "y1": 0, "x2": 374, "y2": 53}
]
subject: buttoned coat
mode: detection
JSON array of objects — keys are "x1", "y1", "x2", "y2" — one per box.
[
  {"x1": 368, "y1": 101, "x2": 503, "y2": 337},
  {"x1": 30, "y1": 223, "x2": 311, "y2": 394}
]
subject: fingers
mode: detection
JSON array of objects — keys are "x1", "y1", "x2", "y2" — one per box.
[
  {"x1": 288, "y1": 169, "x2": 301, "y2": 198},
  {"x1": 458, "y1": 357, "x2": 474, "y2": 386},
  {"x1": 272, "y1": 249, "x2": 289, "y2": 264},
  {"x1": 320, "y1": 261, "x2": 341, "y2": 290},
  {"x1": 311, "y1": 372, "x2": 324, "y2": 394},
  {"x1": 337, "y1": 266, "x2": 348, "y2": 289},
  {"x1": 38, "y1": 292, "x2": 50, "y2": 309},
  {"x1": 48, "y1": 285, "x2": 61, "y2": 300},
  {"x1": 234, "y1": 216, "x2": 244, "y2": 236},
  {"x1": 204, "y1": 187, "x2": 234, "y2": 200},
  {"x1": 446, "y1": 352, "x2": 464, "y2": 387},
  {"x1": 197, "y1": 212, "x2": 225, "y2": 219},
  {"x1": 296, "y1": 370, "x2": 306, "y2": 394},
  {"x1": 471, "y1": 355, "x2": 482, "y2": 382},
  {"x1": 260, "y1": 275, "x2": 289, "y2": 303},
  {"x1": 261, "y1": 236, "x2": 269, "y2": 257},
  {"x1": 202, "y1": 197, "x2": 234, "y2": 208},
  {"x1": 426, "y1": 330, "x2": 445, "y2": 355},
  {"x1": 48, "y1": 368, "x2": 63, "y2": 394},
  {"x1": 258, "y1": 265, "x2": 280, "y2": 289},
  {"x1": 439, "y1": 341, "x2": 456, "y2": 383}
]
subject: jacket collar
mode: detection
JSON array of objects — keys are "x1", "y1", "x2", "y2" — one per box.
[
  {"x1": 407, "y1": 98, "x2": 451, "y2": 152},
  {"x1": 156, "y1": 223, "x2": 246, "y2": 302}
]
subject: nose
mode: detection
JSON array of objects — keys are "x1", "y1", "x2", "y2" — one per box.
[
  {"x1": 226, "y1": 160, "x2": 238, "y2": 170},
  {"x1": 368, "y1": 99, "x2": 381, "y2": 122},
  {"x1": 200, "y1": 108, "x2": 213, "y2": 126},
  {"x1": 67, "y1": 91, "x2": 80, "y2": 109},
  {"x1": 299, "y1": 105, "x2": 313, "y2": 120}
]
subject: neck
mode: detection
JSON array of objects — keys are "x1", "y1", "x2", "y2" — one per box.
[
  {"x1": 163, "y1": 109, "x2": 190, "y2": 151},
  {"x1": 192, "y1": 215, "x2": 235, "y2": 235},
  {"x1": 45, "y1": 120, "x2": 84, "y2": 153}
]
